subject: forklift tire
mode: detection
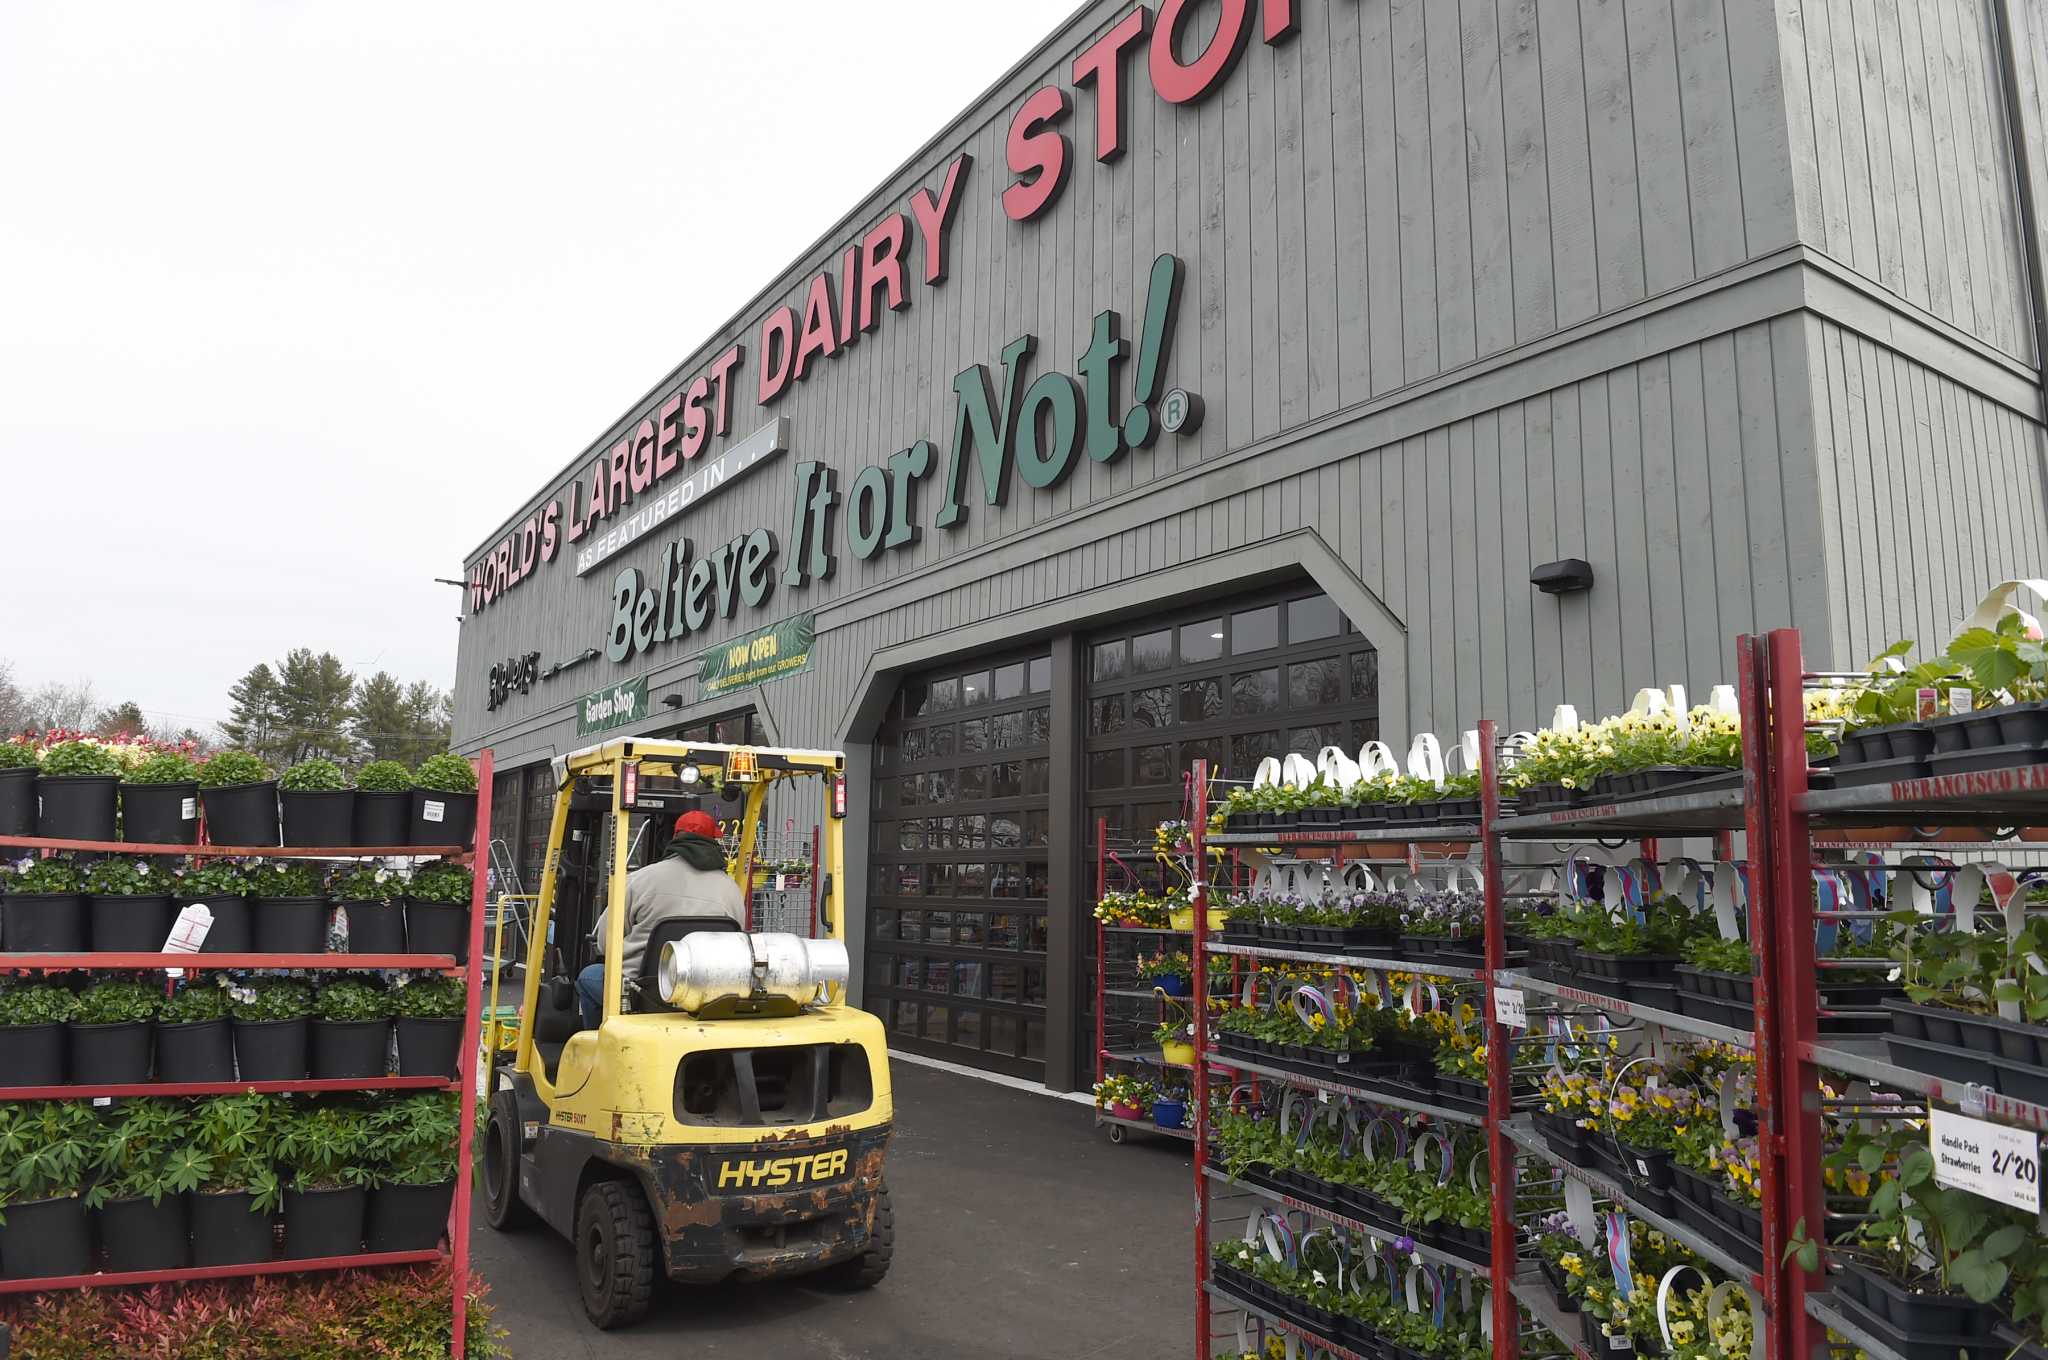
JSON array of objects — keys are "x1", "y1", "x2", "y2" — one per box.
[
  {"x1": 576, "y1": 1181, "x2": 658, "y2": 1330},
  {"x1": 819, "y1": 1181, "x2": 893, "y2": 1290},
  {"x1": 483, "y1": 1093, "x2": 536, "y2": 1231}
]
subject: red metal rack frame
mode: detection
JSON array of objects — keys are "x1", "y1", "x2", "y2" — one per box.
[
  {"x1": 0, "y1": 1077, "x2": 455, "y2": 1100},
  {"x1": 1190, "y1": 765, "x2": 1212, "y2": 1358},
  {"x1": 0, "y1": 954, "x2": 459, "y2": 972},
  {"x1": 0, "y1": 1248, "x2": 446, "y2": 1296},
  {"x1": 1478, "y1": 719, "x2": 1519, "y2": 1359},
  {"x1": 449, "y1": 748, "x2": 494, "y2": 1358},
  {"x1": 0, "y1": 835, "x2": 468, "y2": 858}
]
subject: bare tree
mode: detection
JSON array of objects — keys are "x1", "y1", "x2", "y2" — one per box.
[
  {"x1": 25, "y1": 680, "x2": 97, "y2": 733},
  {"x1": 0, "y1": 660, "x2": 26, "y2": 735}
]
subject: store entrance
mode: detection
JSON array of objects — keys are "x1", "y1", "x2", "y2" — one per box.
[{"x1": 865, "y1": 651, "x2": 1054, "y2": 1080}]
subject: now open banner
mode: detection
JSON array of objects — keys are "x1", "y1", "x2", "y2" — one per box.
[{"x1": 701, "y1": 613, "x2": 814, "y2": 698}]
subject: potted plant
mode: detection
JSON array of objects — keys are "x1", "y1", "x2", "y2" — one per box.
[
  {"x1": 279, "y1": 757, "x2": 355, "y2": 848},
  {"x1": 1091, "y1": 1073, "x2": 1153, "y2": 1122},
  {"x1": 198, "y1": 750, "x2": 278, "y2": 847},
  {"x1": 1, "y1": 854, "x2": 86, "y2": 951},
  {"x1": 69, "y1": 977, "x2": 159, "y2": 1084},
  {"x1": 1155, "y1": 1017, "x2": 1196, "y2": 1066},
  {"x1": 157, "y1": 981, "x2": 236, "y2": 1083},
  {"x1": 277, "y1": 1102, "x2": 372, "y2": 1258},
  {"x1": 33, "y1": 738, "x2": 122, "y2": 841},
  {"x1": 175, "y1": 859, "x2": 251, "y2": 953},
  {"x1": 392, "y1": 976, "x2": 465, "y2": 1079},
  {"x1": 0, "y1": 1100, "x2": 103, "y2": 1278},
  {"x1": 0, "y1": 739, "x2": 37, "y2": 836},
  {"x1": 247, "y1": 861, "x2": 329, "y2": 954},
  {"x1": 1135, "y1": 949, "x2": 1192, "y2": 997},
  {"x1": 405, "y1": 862, "x2": 473, "y2": 962},
  {"x1": 120, "y1": 749, "x2": 203, "y2": 846},
  {"x1": 91, "y1": 1098, "x2": 208, "y2": 1271},
  {"x1": 0, "y1": 982, "x2": 74, "y2": 1086},
  {"x1": 312, "y1": 979, "x2": 394, "y2": 1080},
  {"x1": 331, "y1": 865, "x2": 406, "y2": 955},
  {"x1": 229, "y1": 978, "x2": 314, "y2": 1081},
  {"x1": 81, "y1": 856, "x2": 175, "y2": 953},
  {"x1": 1149, "y1": 1083, "x2": 1188, "y2": 1131},
  {"x1": 408, "y1": 752, "x2": 479, "y2": 848},
  {"x1": 186, "y1": 1092, "x2": 285, "y2": 1266},
  {"x1": 353, "y1": 760, "x2": 414, "y2": 847},
  {"x1": 365, "y1": 1092, "x2": 458, "y2": 1252}
]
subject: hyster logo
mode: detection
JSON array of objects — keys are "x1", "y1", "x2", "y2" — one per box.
[{"x1": 716, "y1": 1148, "x2": 849, "y2": 1190}]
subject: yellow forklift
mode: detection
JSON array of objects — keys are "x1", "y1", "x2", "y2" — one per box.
[{"x1": 480, "y1": 738, "x2": 893, "y2": 1329}]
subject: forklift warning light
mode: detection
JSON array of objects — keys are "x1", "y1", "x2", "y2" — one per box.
[
  {"x1": 726, "y1": 749, "x2": 758, "y2": 780},
  {"x1": 832, "y1": 775, "x2": 847, "y2": 819}
]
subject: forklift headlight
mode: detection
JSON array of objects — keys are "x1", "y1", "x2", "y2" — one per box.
[{"x1": 678, "y1": 764, "x2": 702, "y2": 786}]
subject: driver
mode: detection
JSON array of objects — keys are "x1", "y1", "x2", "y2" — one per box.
[{"x1": 576, "y1": 809, "x2": 745, "y2": 1026}]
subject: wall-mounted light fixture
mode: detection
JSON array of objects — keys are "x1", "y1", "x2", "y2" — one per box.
[
  {"x1": 662, "y1": 694, "x2": 684, "y2": 709},
  {"x1": 1530, "y1": 558, "x2": 1595, "y2": 595},
  {"x1": 541, "y1": 646, "x2": 602, "y2": 681}
]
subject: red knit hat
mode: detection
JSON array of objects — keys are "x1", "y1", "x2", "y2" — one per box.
[{"x1": 674, "y1": 810, "x2": 720, "y2": 839}]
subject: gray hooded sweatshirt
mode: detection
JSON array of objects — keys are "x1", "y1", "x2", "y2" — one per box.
[{"x1": 594, "y1": 835, "x2": 747, "y2": 980}]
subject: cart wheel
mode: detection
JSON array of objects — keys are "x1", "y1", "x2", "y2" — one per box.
[{"x1": 1107, "y1": 1123, "x2": 1126, "y2": 1144}]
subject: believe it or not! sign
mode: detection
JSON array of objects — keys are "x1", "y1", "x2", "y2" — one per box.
[
  {"x1": 1929, "y1": 1107, "x2": 2041, "y2": 1212},
  {"x1": 577, "y1": 676, "x2": 649, "y2": 736},
  {"x1": 701, "y1": 614, "x2": 815, "y2": 698}
]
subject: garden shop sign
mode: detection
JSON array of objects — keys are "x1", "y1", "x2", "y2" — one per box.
[
  {"x1": 467, "y1": 0, "x2": 1305, "y2": 624},
  {"x1": 577, "y1": 676, "x2": 649, "y2": 736}
]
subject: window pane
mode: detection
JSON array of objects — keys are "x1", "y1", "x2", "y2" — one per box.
[
  {"x1": 1023, "y1": 1018, "x2": 1046, "y2": 1059},
  {"x1": 989, "y1": 1013, "x2": 1020, "y2": 1055},
  {"x1": 1025, "y1": 862, "x2": 1049, "y2": 898},
  {"x1": 1022, "y1": 966, "x2": 1047, "y2": 1004},
  {"x1": 926, "y1": 960, "x2": 952, "y2": 992},
  {"x1": 990, "y1": 713, "x2": 1024, "y2": 749},
  {"x1": 926, "y1": 865, "x2": 955, "y2": 896},
  {"x1": 955, "y1": 814, "x2": 986, "y2": 847},
  {"x1": 990, "y1": 864, "x2": 1022, "y2": 899},
  {"x1": 1230, "y1": 730, "x2": 1283, "y2": 772},
  {"x1": 1134, "y1": 743, "x2": 1174, "y2": 784},
  {"x1": 1350, "y1": 649, "x2": 1380, "y2": 703},
  {"x1": 900, "y1": 729, "x2": 927, "y2": 762},
  {"x1": 1288, "y1": 657, "x2": 1345, "y2": 708},
  {"x1": 1091, "y1": 641, "x2": 1127, "y2": 682},
  {"x1": 958, "y1": 766, "x2": 987, "y2": 800},
  {"x1": 1181, "y1": 738, "x2": 1224, "y2": 775},
  {"x1": 991, "y1": 815, "x2": 1022, "y2": 848},
  {"x1": 894, "y1": 865, "x2": 923, "y2": 895},
  {"x1": 1027, "y1": 706, "x2": 1050, "y2": 745},
  {"x1": 923, "y1": 1005, "x2": 949, "y2": 1042},
  {"x1": 953, "y1": 1010, "x2": 982, "y2": 1051},
  {"x1": 1233, "y1": 605, "x2": 1280, "y2": 653},
  {"x1": 991, "y1": 761, "x2": 1022, "y2": 798},
  {"x1": 924, "y1": 910, "x2": 952, "y2": 941},
  {"x1": 893, "y1": 1001, "x2": 918, "y2": 1035},
  {"x1": 989, "y1": 915, "x2": 1019, "y2": 949},
  {"x1": 928, "y1": 677, "x2": 960, "y2": 712},
  {"x1": 959, "y1": 720, "x2": 988, "y2": 754},
  {"x1": 926, "y1": 817, "x2": 954, "y2": 850},
  {"x1": 989, "y1": 963, "x2": 1022, "y2": 1001},
  {"x1": 1289, "y1": 726, "x2": 1334, "y2": 753},
  {"x1": 1088, "y1": 750, "x2": 1125, "y2": 788},
  {"x1": 1089, "y1": 697, "x2": 1126, "y2": 735},
  {"x1": 896, "y1": 820, "x2": 925, "y2": 851},
  {"x1": 954, "y1": 959, "x2": 983, "y2": 993},
  {"x1": 961, "y1": 671, "x2": 991, "y2": 706},
  {"x1": 925, "y1": 769, "x2": 955, "y2": 803},
  {"x1": 872, "y1": 912, "x2": 898, "y2": 941},
  {"x1": 992, "y1": 663, "x2": 1026, "y2": 701},
  {"x1": 1288, "y1": 595, "x2": 1342, "y2": 642},
  {"x1": 926, "y1": 723, "x2": 955, "y2": 758},
  {"x1": 1024, "y1": 810, "x2": 1048, "y2": 846},
  {"x1": 957, "y1": 863, "x2": 988, "y2": 897},
  {"x1": 897, "y1": 958, "x2": 924, "y2": 989},
  {"x1": 1180, "y1": 620, "x2": 1224, "y2": 664},
  {"x1": 1232, "y1": 668, "x2": 1280, "y2": 716},
  {"x1": 896, "y1": 777, "x2": 917, "y2": 809},
  {"x1": 1351, "y1": 718, "x2": 1381, "y2": 747},
  {"x1": 903, "y1": 682, "x2": 932, "y2": 718},
  {"x1": 898, "y1": 910, "x2": 923, "y2": 941},
  {"x1": 1132, "y1": 629, "x2": 1173, "y2": 674},
  {"x1": 1132, "y1": 686, "x2": 1173, "y2": 728},
  {"x1": 1029, "y1": 656, "x2": 1052, "y2": 692},
  {"x1": 1022, "y1": 758, "x2": 1049, "y2": 795},
  {"x1": 1179, "y1": 677, "x2": 1222, "y2": 724}
]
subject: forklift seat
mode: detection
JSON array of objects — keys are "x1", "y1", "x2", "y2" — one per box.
[
  {"x1": 531, "y1": 976, "x2": 580, "y2": 1082},
  {"x1": 635, "y1": 916, "x2": 744, "y2": 1012}
]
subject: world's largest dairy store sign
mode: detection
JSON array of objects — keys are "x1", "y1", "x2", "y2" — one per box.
[{"x1": 466, "y1": 0, "x2": 1301, "y2": 660}]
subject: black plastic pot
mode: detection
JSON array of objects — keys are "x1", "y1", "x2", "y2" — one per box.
[
  {"x1": 1838, "y1": 1260, "x2": 2001, "y2": 1343},
  {"x1": 406, "y1": 899, "x2": 468, "y2": 963},
  {"x1": 396, "y1": 1016, "x2": 462, "y2": 1078},
  {"x1": 0, "y1": 767, "x2": 35, "y2": 836},
  {"x1": 312, "y1": 1018, "x2": 390, "y2": 1079},
  {"x1": 353, "y1": 790, "x2": 411, "y2": 847},
  {"x1": 190, "y1": 1189, "x2": 275, "y2": 1267},
  {"x1": 157, "y1": 1019, "x2": 235, "y2": 1084},
  {"x1": 89, "y1": 893, "x2": 175, "y2": 953},
  {"x1": 1, "y1": 892, "x2": 85, "y2": 952},
  {"x1": 201, "y1": 780, "x2": 279, "y2": 847},
  {"x1": 253, "y1": 896, "x2": 328, "y2": 954},
  {"x1": 280, "y1": 788, "x2": 356, "y2": 848},
  {"x1": 35, "y1": 774, "x2": 117, "y2": 842},
  {"x1": 366, "y1": 1180, "x2": 455, "y2": 1252},
  {"x1": 0, "y1": 1021, "x2": 63, "y2": 1086},
  {"x1": 119, "y1": 781, "x2": 200, "y2": 846},
  {"x1": 0, "y1": 1194, "x2": 92, "y2": 1279},
  {"x1": 409, "y1": 789, "x2": 478, "y2": 848},
  {"x1": 233, "y1": 1017, "x2": 309, "y2": 1081},
  {"x1": 99, "y1": 1194, "x2": 190, "y2": 1272},
  {"x1": 340, "y1": 899, "x2": 406, "y2": 954},
  {"x1": 283, "y1": 1185, "x2": 366, "y2": 1259},
  {"x1": 185, "y1": 895, "x2": 251, "y2": 953},
  {"x1": 70, "y1": 1019, "x2": 152, "y2": 1084}
]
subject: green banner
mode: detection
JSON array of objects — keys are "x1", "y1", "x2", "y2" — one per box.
[
  {"x1": 576, "y1": 675, "x2": 649, "y2": 736},
  {"x1": 701, "y1": 613, "x2": 815, "y2": 697}
]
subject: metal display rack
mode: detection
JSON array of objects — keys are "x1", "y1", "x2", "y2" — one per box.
[
  {"x1": 0, "y1": 752, "x2": 496, "y2": 1359},
  {"x1": 1093, "y1": 819, "x2": 1196, "y2": 1144}
]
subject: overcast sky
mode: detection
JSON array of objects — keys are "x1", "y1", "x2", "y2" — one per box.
[{"x1": 0, "y1": 0, "x2": 1074, "y2": 734}]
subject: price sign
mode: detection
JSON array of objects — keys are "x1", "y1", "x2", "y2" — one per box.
[
  {"x1": 1930, "y1": 1108, "x2": 2041, "y2": 1212},
  {"x1": 1493, "y1": 986, "x2": 1527, "y2": 1029}
]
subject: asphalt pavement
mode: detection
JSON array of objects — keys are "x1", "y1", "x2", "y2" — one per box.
[{"x1": 472, "y1": 1060, "x2": 1192, "y2": 1359}]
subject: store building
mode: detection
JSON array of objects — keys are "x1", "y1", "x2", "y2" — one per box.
[{"x1": 456, "y1": 0, "x2": 2048, "y2": 1090}]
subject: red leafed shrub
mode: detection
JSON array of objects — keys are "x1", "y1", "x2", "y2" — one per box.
[{"x1": 0, "y1": 1263, "x2": 504, "y2": 1360}]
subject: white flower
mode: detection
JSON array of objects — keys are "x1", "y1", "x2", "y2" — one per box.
[
  {"x1": 135, "y1": 863, "x2": 150, "y2": 877},
  {"x1": 374, "y1": 869, "x2": 392, "y2": 883},
  {"x1": 1312, "y1": 1270, "x2": 1327, "y2": 1286}
]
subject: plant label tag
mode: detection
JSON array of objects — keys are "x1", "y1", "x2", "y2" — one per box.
[
  {"x1": 1930, "y1": 1108, "x2": 2040, "y2": 1212},
  {"x1": 775, "y1": 874, "x2": 786, "y2": 892},
  {"x1": 1318, "y1": 1088, "x2": 1330, "y2": 1104},
  {"x1": 1916, "y1": 687, "x2": 1940, "y2": 720},
  {"x1": 1493, "y1": 987, "x2": 1526, "y2": 1029},
  {"x1": 180, "y1": 797, "x2": 197, "y2": 821},
  {"x1": 423, "y1": 799, "x2": 446, "y2": 823},
  {"x1": 92, "y1": 1097, "x2": 112, "y2": 1107},
  {"x1": 1949, "y1": 687, "x2": 1974, "y2": 715},
  {"x1": 162, "y1": 903, "x2": 213, "y2": 979},
  {"x1": 1609, "y1": 1336, "x2": 1634, "y2": 1352}
]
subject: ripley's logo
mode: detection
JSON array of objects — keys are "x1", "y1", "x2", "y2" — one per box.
[
  {"x1": 487, "y1": 652, "x2": 542, "y2": 711},
  {"x1": 715, "y1": 1148, "x2": 849, "y2": 1190}
]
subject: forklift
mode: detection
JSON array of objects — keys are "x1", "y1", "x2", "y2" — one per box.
[{"x1": 480, "y1": 738, "x2": 893, "y2": 1329}]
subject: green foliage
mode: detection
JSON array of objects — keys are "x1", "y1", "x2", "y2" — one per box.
[
  {"x1": 1947, "y1": 614, "x2": 2048, "y2": 706},
  {"x1": 0, "y1": 984, "x2": 76, "y2": 1027},
  {"x1": 330, "y1": 865, "x2": 397, "y2": 903},
  {"x1": 369, "y1": 1093, "x2": 459, "y2": 1187},
  {"x1": 124, "y1": 751, "x2": 201, "y2": 785},
  {"x1": 1851, "y1": 640, "x2": 1962, "y2": 726},
  {"x1": 316, "y1": 979, "x2": 393, "y2": 1023},
  {"x1": 186, "y1": 1093, "x2": 287, "y2": 1207},
  {"x1": 406, "y1": 862, "x2": 472, "y2": 905},
  {"x1": 228, "y1": 979, "x2": 314, "y2": 1023},
  {"x1": 354, "y1": 759, "x2": 412, "y2": 792},
  {"x1": 0, "y1": 741, "x2": 38, "y2": 771},
  {"x1": 0, "y1": 1102, "x2": 107, "y2": 1208},
  {"x1": 1683, "y1": 935, "x2": 1758, "y2": 973},
  {"x1": 277, "y1": 1102, "x2": 373, "y2": 1191},
  {"x1": 1841, "y1": 1122, "x2": 2045, "y2": 1304},
  {"x1": 1133, "y1": 950, "x2": 1192, "y2": 982},
  {"x1": 92, "y1": 1100, "x2": 208, "y2": 1208},
  {"x1": 72, "y1": 979, "x2": 160, "y2": 1025},
  {"x1": 198, "y1": 751, "x2": 272, "y2": 788},
  {"x1": 278, "y1": 758, "x2": 346, "y2": 793},
  {"x1": 160, "y1": 984, "x2": 233, "y2": 1024},
  {"x1": 4, "y1": 856, "x2": 82, "y2": 894},
  {"x1": 412, "y1": 752, "x2": 477, "y2": 794},
  {"x1": 176, "y1": 860, "x2": 248, "y2": 899},
  {"x1": 245, "y1": 861, "x2": 323, "y2": 898},
  {"x1": 38, "y1": 740, "x2": 121, "y2": 778},
  {"x1": 391, "y1": 977, "x2": 464, "y2": 1020},
  {"x1": 80, "y1": 857, "x2": 168, "y2": 896}
]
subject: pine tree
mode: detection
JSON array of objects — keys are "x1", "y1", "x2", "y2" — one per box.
[
  {"x1": 398, "y1": 681, "x2": 454, "y2": 764},
  {"x1": 221, "y1": 664, "x2": 286, "y2": 763},
  {"x1": 274, "y1": 649, "x2": 356, "y2": 765},
  {"x1": 351, "y1": 672, "x2": 413, "y2": 763},
  {"x1": 92, "y1": 701, "x2": 148, "y2": 737}
]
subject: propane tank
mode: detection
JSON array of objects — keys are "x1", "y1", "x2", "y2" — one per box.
[{"x1": 657, "y1": 932, "x2": 849, "y2": 1013}]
